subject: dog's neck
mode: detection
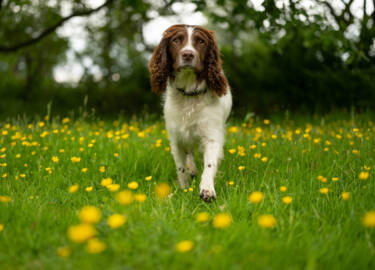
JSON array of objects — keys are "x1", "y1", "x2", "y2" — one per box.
[{"x1": 172, "y1": 68, "x2": 206, "y2": 95}]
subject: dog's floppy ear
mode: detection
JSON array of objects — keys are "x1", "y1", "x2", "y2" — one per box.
[
  {"x1": 149, "y1": 36, "x2": 172, "y2": 94},
  {"x1": 205, "y1": 31, "x2": 228, "y2": 96}
]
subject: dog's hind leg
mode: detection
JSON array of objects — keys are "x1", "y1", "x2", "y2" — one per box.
[{"x1": 186, "y1": 153, "x2": 197, "y2": 178}]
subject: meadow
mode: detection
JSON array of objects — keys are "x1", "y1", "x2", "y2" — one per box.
[{"x1": 0, "y1": 112, "x2": 374, "y2": 270}]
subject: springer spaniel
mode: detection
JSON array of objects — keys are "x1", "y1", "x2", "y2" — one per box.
[{"x1": 149, "y1": 24, "x2": 232, "y2": 202}]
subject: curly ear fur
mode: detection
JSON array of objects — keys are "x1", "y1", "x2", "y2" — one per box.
[
  {"x1": 149, "y1": 37, "x2": 172, "y2": 94},
  {"x1": 204, "y1": 31, "x2": 228, "y2": 96}
]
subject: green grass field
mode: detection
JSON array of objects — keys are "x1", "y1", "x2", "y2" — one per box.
[{"x1": 0, "y1": 112, "x2": 375, "y2": 270}]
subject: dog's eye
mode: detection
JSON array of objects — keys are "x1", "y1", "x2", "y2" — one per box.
[
  {"x1": 172, "y1": 37, "x2": 181, "y2": 43},
  {"x1": 197, "y1": 38, "x2": 205, "y2": 44}
]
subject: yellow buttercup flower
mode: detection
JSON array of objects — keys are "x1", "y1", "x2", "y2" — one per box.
[
  {"x1": 195, "y1": 212, "x2": 209, "y2": 223},
  {"x1": 116, "y1": 190, "x2": 133, "y2": 205},
  {"x1": 78, "y1": 206, "x2": 101, "y2": 224},
  {"x1": 248, "y1": 191, "x2": 264, "y2": 203},
  {"x1": 101, "y1": 178, "x2": 113, "y2": 187},
  {"x1": 108, "y1": 214, "x2": 127, "y2": 229},
  {"x1": 134, "y1": 194, "x2": 147, "y2": 203},
  {"x1": 238, "y1": 166, "x2": 245, "y2": 171},
  {"x1": 0, "y1": 224, "x2": 4, "y2": 232},
  {"x1": 70, "y1": 157, "x2": 81, "y2": 163},
  {"x1": 258, "y1": 214, "x2": 277, "y2": 228},
  {"x1": 57, "y1": 246, "x2": 71, "y2": 257},
  {"x1": 52, "y1": 156, "x2": 59, "y2": 163},
  {"x1": 341, "y1": 192, "x2": 350, "y2": 200},
  {"x1": 0, "y1": 195, "x2": 11, "y2": 203},
  {"x1": 86, "y1": 238, "x2": 106, "y2": 254},
  {"x1": 128, "y1": 181, "x2": 139, "y2": 190},
  {"x1": 362, "y1": 211, "x2": 375, "y2": 228},
  {"x1": 176, "y1": 240, "x2": 194, "y2": 253},
  {"x1": 282, "y1": 196, "x2": 293, "y2": 204},
  {"x1": 228, "y1": 149, "x2": 236, "y2": 154},
  {"x1": 81, "y1": 168, "x2": 88, "y2": 173},
  {"x1": 68, "y1": 184, "x2": 79, "y2": 193},
  {"x1": 107, "y1": 184, "x2": 120, "y2": 192},
  {"x1": 331, "y1": 177, "x2": 339, "y2": 181},
  {"x1": 85, "y1": 186, "x2": 93, "y2": 192},
  {"x1": 279, "y1": 186, "x2": 287, "y2": 192},
  {"x1": 155, "y1": 183, "x2": 171, "y2": 200},
  {"x1": 359, "y1": 171, "x2": 369, "y2": 180},
  {"x1": 99, "y1": 166, "x2": 106, "y2": 173},
  {"x1": 212, "y1": 213, "x2": 232, "y2": 229},
  {"x1": 68, "y1": 223, "x2": 96, "y2": 243},
  {"x1": 261, "y1": 157, "x2": 268, "y2": 163},
  {"x1": 145, "y1": 176, "x2": 152, "y2": 181},
  {"x1": 320, "y1": 187, "x2": 329, "y2": 194}
]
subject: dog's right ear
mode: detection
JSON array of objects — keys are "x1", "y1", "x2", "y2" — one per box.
[{"x1": 149, "y1": 37, "x2": 172, "y2": 94}]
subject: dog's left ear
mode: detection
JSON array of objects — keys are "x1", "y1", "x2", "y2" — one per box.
[{"x1": 205, "y1": 31, "x2": 228, "y2": 96}]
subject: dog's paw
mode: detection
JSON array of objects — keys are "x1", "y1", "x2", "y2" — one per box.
[{"x1": 199, "y1": 189, "x2": 216, "y2": 203}]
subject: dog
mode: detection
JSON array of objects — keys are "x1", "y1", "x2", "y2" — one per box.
[{"x1": 149, "y1": 24, "x2": 232, "y2": 202}]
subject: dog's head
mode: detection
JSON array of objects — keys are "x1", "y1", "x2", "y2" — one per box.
[{"x1": 149, "y1": 24, "x2": 228, "y2": 96}]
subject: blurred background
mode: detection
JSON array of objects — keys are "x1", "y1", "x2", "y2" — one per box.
[{"x1": 0, "y1": 0, "x2": 374, "y2": 118}]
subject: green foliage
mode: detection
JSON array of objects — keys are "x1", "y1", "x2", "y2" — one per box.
[
  {"x1": 0, "y1": 0, "x2": 374, "y2": 117},
  {"x1": 0, "y1": 113, "x2": 375, "y2": 269}
]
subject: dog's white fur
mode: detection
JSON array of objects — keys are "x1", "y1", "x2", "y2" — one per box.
[{"x1": 164, "y1": 68, "x2": 232, "y2": 200}]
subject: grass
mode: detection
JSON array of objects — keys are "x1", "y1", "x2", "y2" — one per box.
[{"x1": 0, "y1": 112, "x2": 375, "y2": 270}]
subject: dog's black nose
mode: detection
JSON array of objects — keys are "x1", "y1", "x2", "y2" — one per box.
[{"x1": 181, "y1": 50, "x2": 194, "y2": 61}]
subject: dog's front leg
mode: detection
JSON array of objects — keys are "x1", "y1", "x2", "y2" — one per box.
[
  {"x1": 199, "y1": 140, "x2": 223, "y2": 202},
  {"x1": 170, "y1": 142, "x2": 189, "y2": 189}
]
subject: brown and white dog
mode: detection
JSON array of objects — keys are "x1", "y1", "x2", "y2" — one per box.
[{"x1": 149, "y1": 24, "x2": 232, "y2": 202}]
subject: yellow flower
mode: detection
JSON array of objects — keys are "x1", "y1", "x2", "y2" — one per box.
[
  {"x1": 62, "y1": 117, "x2": 70, "y2": 124},
  {"x1": 114, "y1": 153, "x2": 119, "y2": 157},
  {"x1": 331, "y1": 177, "x2": 339, "y2": 182},
  {"x1": 250, "y1": 144, "x2": 256, "y2": 149},
  {"x1": 282, "y1": 196, "x2": 293, "y2": 204},
  {"x1": 0, "y1": 196, "x2": 12, "y2": 203},
  {"x1": 254, "y1": 153, "x2": 261, "y2": 158},
  {"x1": 99, "y1": 166, "x2": 106, "y2": 173},
  {"x1": 57, "y1": 246, "x2": 71, "y2": 257},
  {"x1": 155, "y1": 183, "x2": 171, "y2": 200},
  {"x1": 107, "y1": 214, "x2": 127, "y2": 229},
  {"x1": 38, "y1": 121, "x2": 45, "y2": 127},
  {"x1": 364, "y1": 165, "x2": 371, "y2": 171},
  {"x1": 228, "y1": 181, "x2": 234, "y2": 186},
  {"x1": 359, "y1": 171, "x2": 369, "y2": 180},
  {"x1": 247, "y1": 191, "x2": 264, "y2": 203},
  {"x1": 145, "y1": 176, "x2": 152, "y2": 181},
  {"x1": 317, "y1": 175, "x2": 327, "y2": 183},
  {"x1": 115, "y1": 190, "x2": 133, "y2": 205},
  {"x1": 85, "y1": 186, "x2": 93, "y2": 192},
  {"x1": 261, "y1": 157, "x2": 268, "y2": 163},
  {"x1": 195, "y1": 212, "x2": 209, "y2": 223},
  {"x1": 68, "y1": 184, "x2": 79, "y2": 193},
  {"x1": 78, "y1": 206, "x2": 101, "y2": 224},
  {"x1": 319, "y1": 187, "x2": 329, "y2": 194},
  {"x1": 228, "y1": 126, "x2": 238, "y2": 133},
  {"x1": 228, "y1": 149, "x2": 236, "y2": 154},
  {"x1": 189, "y1": 187, "x2": 193, "y2": 192},
  {"x1": 362, "y1": 211, "x2": 375, "y2": 228},
  {"x1": 258, "y1": 214, "x2": 277, "y2": 228},
  {"x1": 238, "y1": 166, "x2": 245, "y2": 171},
  {"x1": 81, "y1": 168, "x2": 88, "y2": 173},
  {"x1": 70, "y1": 157, "x2": 81, "y2": 163},
  {"x1": 279, "y1": 186, "x2": 287, "y2": 192},
  {"x1": 134, "y1": 194, "x2": 147, "y2": 203},
  {"x1": 212, "y1": 213, "x2": 232, "y2": 229},
  {"x1": 107, "y1": 184, "x2": 120, "y2": 192},
  {"x1": 67, "y1": 223, "x2": 96, "y2": 243},
  {"x1": 101, "y1": 177, "x2": 113, "y2": 187},
  {"x1": 352, "y1": 149, "x2": 359, "y2": 154},
  {"x1": 176, "y1": 240, "x2": 194, "y2": 253},
  {"x1": 341, "y1": 192, "x2": 350, "y2": 200},
  {"x1": 0, "y1": 224, "x2": 4, "y2": 232},
  {"x1": 128, "y1": 181, "x2": 139, "y2": 190},
  {"x1": 52, "y1": 156, "x2": 59, "y2": 163},
  {"x1": 86, "y1": 238, "x2": 106, "y2": 254},
  {"x1": 264, "y1": 119, "x2": 270, "y2": 125}
]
